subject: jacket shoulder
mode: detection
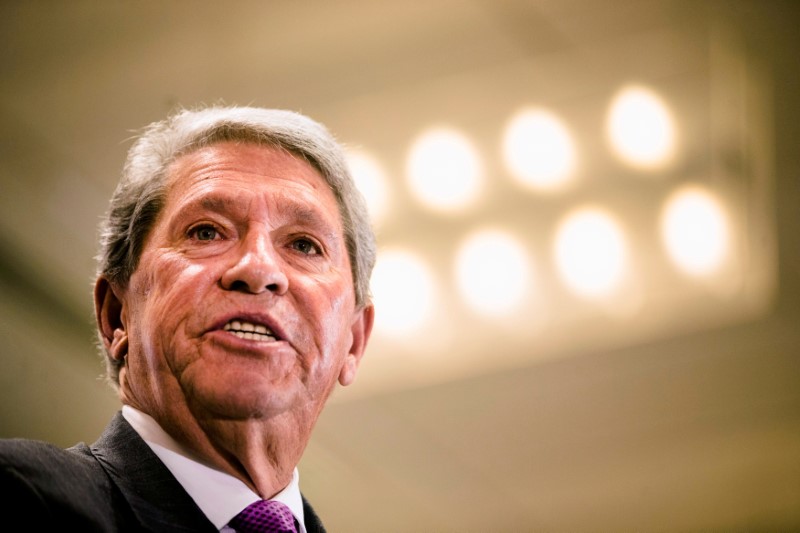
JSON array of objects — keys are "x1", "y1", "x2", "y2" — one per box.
[{"x1": 0, "y1": 438, "x2": 135, "y2": 531}]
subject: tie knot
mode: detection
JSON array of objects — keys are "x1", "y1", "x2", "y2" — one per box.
[{"x1": 230, "y1": 499, "x2": 298, "y2": 533}]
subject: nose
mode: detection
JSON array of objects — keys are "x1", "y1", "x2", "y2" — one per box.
[{"x1": 220, "y1": 229, "x2": 288, "y2": 295}]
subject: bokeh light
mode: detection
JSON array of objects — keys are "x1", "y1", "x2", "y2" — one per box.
[
  {"x1": 607, "y1": 85, "x2": 676, "y2": 169},
  {"x1": 554, "y1": 206, "x2": 629, "y2": 298},
  {"x1": 661, "y1": 184, "x2": 730, "y2": 276},
  {"x1": 502, "y1": 108, "x2": 577, "y2": 192},
  {"x1": 370, "y1": 248, "x2": 436, "y2": 335},
  {"x1": 455, "y1": 228, "x2": 531, "y2": 316},
  {"x1": 406, "y1": 127, "x2": 482, "y2": 212},
  {"x1": 346, "y1": 148, "x2": 390, "y2": 226}
]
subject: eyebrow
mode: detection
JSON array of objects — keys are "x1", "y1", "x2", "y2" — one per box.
[
  {"x1": 280, "y1": 199, "x2": 342, "y2": 242},
  {"x1": 191, "y1": 193, "x2": 341, "y2": 240},
  {"x1": 199, "y1": 195, "x2": 245, "y2": 213},
  {"x1": 284, "y1": 201, "x2": 332, "y2": 227}
]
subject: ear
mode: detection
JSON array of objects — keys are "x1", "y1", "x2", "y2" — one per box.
[
  {"x1": 94, "y1": 276, "x2": 129, "y2": 362},
  {"x1": 338, "y1": 303, "x2": 374, "y2": 386}
]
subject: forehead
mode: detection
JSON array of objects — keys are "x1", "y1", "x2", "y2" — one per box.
[
  {"x1": 163, "y1": 141, "x2": 341, "y2": 219},
  {"x1": 167, "y1": 141, "x2": 328, "y2": 192}
]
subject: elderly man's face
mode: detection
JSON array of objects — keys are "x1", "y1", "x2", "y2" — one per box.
[{"x1": 100, "y1": 142, "x2": 373, "y2": 429}]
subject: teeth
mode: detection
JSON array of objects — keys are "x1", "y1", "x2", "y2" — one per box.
[{"x1": 223, "y1": 320, "x2": 276, "y2": 341}]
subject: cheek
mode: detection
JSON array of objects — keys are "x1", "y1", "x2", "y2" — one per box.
[
  {"x1": 130, "y1": 255, "x2": 212, "y2": 359},
  {"x1": 143, "y1": 252, "x2": 215, "y2": 302},
  {"x1": 145, "y1": 253, "x2": 207, "y2": 291},
  {"x1": 323, "y1": 293, "x2": 351, "y2": 338},
  {"x1": 303, "y1": 278, "x2": 355, "y2": 362}
]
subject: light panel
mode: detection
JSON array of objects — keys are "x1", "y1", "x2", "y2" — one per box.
[
  {"x1": 502, "y1": 108, "x2": 576, "y2": 192},
  {"x1": 607, "y1": 85, "x2": 676, "y2": 170},
  {"x1": 554, "y1": 206, "x2": 629, "y2": 299},
  {"x1": 406, "y1": 127, "x2": 482, "y2": 212},
  {"x1": 455, "y1": 228, "x2": 531, "y2": 316},
  {"x1": 346, "y1": 148, "x2": 390, "y2": 227},
  {"x1": 370, "y1": 248, "x2": 436, "y2": 336},
  {"x1": 334, "y1": 29, "x2": 773, "y2": 398},
  {"x1": 661, "y1": 184, "x2": 730, "y2": 277}
]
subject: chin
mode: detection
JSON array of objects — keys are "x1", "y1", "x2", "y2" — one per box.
[{"x1": 187, "y1": 379, "x2": 302, "y2": 421}]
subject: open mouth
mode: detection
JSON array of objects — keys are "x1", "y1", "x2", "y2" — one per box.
[{"x1": 222, "y1": 320, "x2": 278, "y2": 342}]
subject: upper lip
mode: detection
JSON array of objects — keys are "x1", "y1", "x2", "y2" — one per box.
[{"x1": 209, "y1": 312, "x2": 287, "y2": 342}]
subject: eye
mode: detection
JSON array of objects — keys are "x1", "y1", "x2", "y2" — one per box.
[
  {"x1": 189, "y1": 225, "x2": 220, "y2": 241},
  {"x1": 290, "y1": 237, "x2": 321, "y2": 256}
]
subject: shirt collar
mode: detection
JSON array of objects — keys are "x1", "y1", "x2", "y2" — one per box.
[{"x1": 121, "y1": 405, "x2": 306, "y2": 532}]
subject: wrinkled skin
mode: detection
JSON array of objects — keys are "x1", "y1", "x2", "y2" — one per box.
[{"x1": 94, "y1": 142, "x2": 373, "y2": 497}]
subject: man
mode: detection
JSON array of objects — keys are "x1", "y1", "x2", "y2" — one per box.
[{"x1": 0, "y1": 105, "x2": 376, "y2": 532}]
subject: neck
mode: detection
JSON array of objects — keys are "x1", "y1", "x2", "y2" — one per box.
[
  {"x1": 193, "y1": 414, "x2": 310, "y2": 498},
  {"x1": 125, "y1": 399, "x2": 313, "y2": 498}
]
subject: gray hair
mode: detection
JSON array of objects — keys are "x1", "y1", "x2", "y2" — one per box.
[{"x1": 97, "y1": 105, "x2": 376, "y2": 385}]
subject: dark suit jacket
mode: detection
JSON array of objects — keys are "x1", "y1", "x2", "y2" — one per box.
[{"x1": 0, "y1": 411, "x2": 326, "y2": 532}]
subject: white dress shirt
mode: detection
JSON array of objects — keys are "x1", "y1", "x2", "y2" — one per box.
[{"x1": 122, "y1": 405, "x2": 306, "y2": 533}]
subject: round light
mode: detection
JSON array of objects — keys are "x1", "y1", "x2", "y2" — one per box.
[
  {"x1": 661, "y1": 185, "x2": 730, "y2": 276},
  {"x1": 346, "y1": 148, "x2": 390, "y2": 226},
  {"x1": 502, "y1": 108, "x2": 576, "y2": 192},
  {"x1": 406, "y1": 127, "x2": 482, "y2": 212},
  {"x1": 554, "y1": 206, "x2": 629, "y2": 298},
  {"x1": 455, "y1": 229, "x2": 531, "y2": 316},
  {"x1": 370, "y1": 249, "x2": 436, "y2": 335},
  {"x1": 607, "y1": 85, "x2": 676, "y2": 169}
]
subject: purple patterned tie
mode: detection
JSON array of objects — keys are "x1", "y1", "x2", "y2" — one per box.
[{"x1": 230, "y1": 499, "x2": 298, "y2": 533}]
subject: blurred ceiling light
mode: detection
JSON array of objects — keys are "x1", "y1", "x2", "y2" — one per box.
[
  {"x1": 607, "y1": 85, "x2": 676, "y2": 169},
  {"x1": 370, "y1": 248, "x2": 436, "y2": 335},
  {"x1": 554, "y1": 206, "x2": 629, "y2": 298},
  {"x1": 502, "y1": 108, "x2": 576, "y2": 192},
  {"x1": 455, "y1": 228, "x2": 531, "y2": 316},
  {"x1": 660, "y1": 184, "x2": 730, "y2": 276},
  {"x1": 346, "y1": 148, "x2": 390, "y2": 226},
  {"x1": 406, "y1": 127, "x2": 482, "y2": 212}
]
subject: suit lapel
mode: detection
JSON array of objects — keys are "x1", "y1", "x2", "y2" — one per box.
[
  {"x1": 89, "y1": 412, "x2": 217, "y2": 532},
  {"x1": 302, "y1": 495, "x2": 327, "y2": 533},
  {"x1": 89, "y1": 412, "x2": 328, "y2": 532}
]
